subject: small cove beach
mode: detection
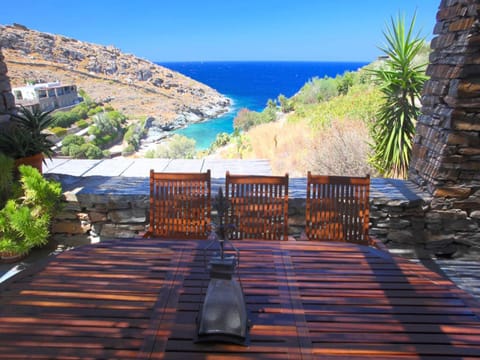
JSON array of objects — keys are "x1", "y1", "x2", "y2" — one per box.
[{"x1": 157, "y1": 61, "x2": 368, "y2": 149}]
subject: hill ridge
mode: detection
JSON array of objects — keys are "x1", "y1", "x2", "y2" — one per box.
[{"x1": 0, "y1": 23, "x2": 230, "y2": 127}]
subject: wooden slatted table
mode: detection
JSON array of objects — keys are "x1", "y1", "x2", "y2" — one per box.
[{"x1": 1, "y1": 238, "x2": 480, "y2": 359}]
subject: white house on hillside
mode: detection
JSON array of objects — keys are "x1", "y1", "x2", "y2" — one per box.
[{"x1": 12, "y1": 81, "x2": 81, "y2": 112}]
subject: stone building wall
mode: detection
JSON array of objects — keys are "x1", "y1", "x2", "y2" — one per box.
[
  {"x1": 409, "y1": 0, "x2": 480, "y2": 254},
  {"x1": 0, "y1": 48, "x2": 15, "y2": 127}
]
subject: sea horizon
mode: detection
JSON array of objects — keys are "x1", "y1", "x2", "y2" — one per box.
[{"x1": 156, "y1": 60, "x2": 369, "y2": 149}]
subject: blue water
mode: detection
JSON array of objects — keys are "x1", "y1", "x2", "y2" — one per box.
[{"x1": 158, "y1": 61, "x2": 368, "y2": 149}]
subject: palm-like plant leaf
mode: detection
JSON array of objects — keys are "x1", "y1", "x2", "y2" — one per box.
[
  {"x1": 0, "y1": 106, "x2": 56, "y2": 160},
  {"x1": 9, "y1": 106, "x2": 55, "y2": 132},
  {"x1": 369, "y1": 12, "x2": 428, "y2": 178}
]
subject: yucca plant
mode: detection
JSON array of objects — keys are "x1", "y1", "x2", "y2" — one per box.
[
  {"x1": 0, "y1": 106, "x2": 56, "y2": 160},
  {"x1": 369, "y1": 13, "x2": 428, "y2": 178}
]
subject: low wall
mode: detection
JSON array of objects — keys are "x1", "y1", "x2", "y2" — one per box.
[{"x1": 49, "y1": 174, "x2": 480, "y2": 257}]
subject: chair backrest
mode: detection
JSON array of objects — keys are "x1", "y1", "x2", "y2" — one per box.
[
  {"x1": 306, "y1": 172, "x2": 370, "y2": 244},
  {"x1": 225, "y1": 172, "x2": 289, "y2": 240},
  {"x1": 145, "y1": 170, "x2": 211, "y2": 239}
]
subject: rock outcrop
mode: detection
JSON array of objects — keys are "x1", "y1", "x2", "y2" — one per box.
[{"x1": 0, "y1": 24, "x2": 230, "y2": 125}]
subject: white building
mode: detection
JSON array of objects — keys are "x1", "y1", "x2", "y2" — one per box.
[{"x1": 12, "y1": 81, "x2": 81, "y2": 112}]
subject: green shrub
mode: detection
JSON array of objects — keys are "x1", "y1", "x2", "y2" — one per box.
[
  {"x1": 145, "y1": 149, "x2": 155, "y2": 158},
  {"x1": 234, "y1": 106, "x2": 277, "y2": 132},
  {"x1": 289, "y1": 84, "x2": 382, "y2": 129},
  {"x1": 75, "y1": 119, "x2": 89, "y2": 129},
  {"x1": 234, "y1": 108, "x2": 260, "y2": 131},
  {"x1": 87, "y1": 106, "x2": 103, "y2": 117},
  {"x1": 122, "y1": 144, "x2": 135, "y2": 156},
  {"x1": 0, "y1": 154, "x2": 15, "y2": 209},
  {"x1": 0, "y1": 165, "x2": 62, "y2": 256},
  {"x1": 83, "y1": 143, "x2": 104, "y2": 159},
  {"x1": 70, "y1": 102, "x2": 89, "y2": 119},
  {"x1": 123, "y1": 124, "x2": 144, "y2": 151},
  {"x1": 335, "y1": 71, "x2": 356, "y2": 95},
  {"x1": 52, "y1": 111, "x2": 78, "y2": 128},
  {"x1": 278, "y1": 94, "x2": 294, "y2": 113},
  {"x1": 155, "y1": 135, "x2": 196, "y2": 159},
  {"x1": 294, "y1": 76, "x2": 338, "y2": 105},
  {"x1": 61, "y1": 135, "x2": 85, "y2": 156},
  {"x1": 50, "y1": 127, "x2": 68, "y2": 137},
  {"x1": 211, "y1": 132, "x2": 231, "y2": 149},
  {"x1": 62, "y1": 134, "x2": 85, "y2": 147}
]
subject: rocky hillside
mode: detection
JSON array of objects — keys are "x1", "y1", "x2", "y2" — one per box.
[{"x1": 0, "y1": 24, "x2": 230, "y2": 128}]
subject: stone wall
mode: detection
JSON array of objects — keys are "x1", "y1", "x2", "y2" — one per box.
[
  {"x1": 409, "y1": 0, "x2": 480, "y2": 254},
  {"x1": 50, "y1": 175, "x2": 432, "y2": 255},
  {"x1": 0, "y1": 48, "x2": 15, "y2": 127}
]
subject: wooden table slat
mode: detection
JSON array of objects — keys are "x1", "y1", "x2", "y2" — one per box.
[{"x1": 1, "y1": 238, "x2": 480, "y2": 359}]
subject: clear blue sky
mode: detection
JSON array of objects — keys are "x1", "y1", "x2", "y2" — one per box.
[{"x1": 1, "y1": 0, "x2": 440, "y2": 62}]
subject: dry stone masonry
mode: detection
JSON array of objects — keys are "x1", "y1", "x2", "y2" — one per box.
[
  {"x1": 0, "y1": 49, "x2": 15, "y2": 127},
  {"x1": 409, "y1": 0, "x2": 480, "y2": 256},
  {"x1": 48, "y1": 174, "x2": 429, "y2": 252}
]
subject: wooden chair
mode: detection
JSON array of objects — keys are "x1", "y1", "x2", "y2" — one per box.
[
  {"x1": 305, "y1": 172, "x2": 371, "y2": 245},
  {"x1": 225, "y1": 172, "x2": 289, "y2": 240},
  {"x1": 144, "y1": 170, "x2": 211, "y2": 239}
]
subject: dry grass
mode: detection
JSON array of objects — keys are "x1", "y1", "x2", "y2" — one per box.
[
  {"x1": 307, "y1": 119, "x2": 374, "y2": 176},
  {"x1": 214, "y1": 115, "x2": 374, "y2": 177}
]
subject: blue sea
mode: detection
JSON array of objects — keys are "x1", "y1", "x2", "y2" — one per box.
[{"x1": 157, "y1": 61, "x2": 368, "y2": 149}]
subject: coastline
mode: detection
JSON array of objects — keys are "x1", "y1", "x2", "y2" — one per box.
[{"x1": 136, "y1": 96, "x2": 234, "y2": 155}]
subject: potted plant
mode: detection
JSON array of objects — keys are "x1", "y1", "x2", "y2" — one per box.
[
  {"x1": 0, "y1": 164, "x2": 63, "y2": 262},
  {"x1": 0, "y1": 106, "x2": 56, "y2": 174}
]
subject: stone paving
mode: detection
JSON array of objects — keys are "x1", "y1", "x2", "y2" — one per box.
[{"x1": 43, "y1": 158, "x2": 273, "y2": 178}]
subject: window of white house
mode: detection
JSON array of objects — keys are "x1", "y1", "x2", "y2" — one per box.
[{"x1": 14, "y1": 90, "x2": 23, "y2": 100}]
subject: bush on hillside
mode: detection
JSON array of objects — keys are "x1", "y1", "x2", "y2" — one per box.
[
  {"x1": 209, "y1": 132, "x2": 231, "y2": 153},
  {"x1": 308, "y1": 120, "x2": 374, "y2": 176},
  {"x1": 52, "y1": 111, "x2": 80, "y2": 128},
  {"x1": 123, "y1": 123, "x2": 145, "y2": 151},
  {"x1": 289, "y1": 84, "x2": 382, "y2": 128},
  {"x1": 294, "y1": 76, "x2": 338, "y2": 105},
  {"x1": 234, "y1": 109, "x2": 259, "y2": 131},
  {"x1": 234, "y1": 106, "x2": 277, "y2": 132},
  {"x1": 50, "y1": 127, "x2": 68, "y2": 137},
  {"x1": 154, "y1": 135, "x2": 196, "y2": 159},
  {"x1": 277, "y1": 94, "x2": 294, "y2": 113},
  {"x1": 335, "y1": 71, "x2": 356, "y2": 95}
]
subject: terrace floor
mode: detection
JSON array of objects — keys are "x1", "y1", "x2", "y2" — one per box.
[
  {"x1": 1, "y1": 238, "x2": 480, "y2": 359},
  {"x1": 2, "y1": 158, "x2": 480, "y2": 303}
]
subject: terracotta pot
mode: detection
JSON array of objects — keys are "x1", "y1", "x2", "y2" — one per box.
[
  {"x1": 0, "y1": 251, "x2": 28, "y2": 264},
  {"x1": 15, "y1": 153, "x2": 44, "y2": 175}
]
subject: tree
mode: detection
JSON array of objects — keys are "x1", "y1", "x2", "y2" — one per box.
[
  {"x1": 234, "y1": 108, "x2": 259, "y2": 131},
  {"x1": 369, "y1": 13, "x2": 427, "y2": 178}
]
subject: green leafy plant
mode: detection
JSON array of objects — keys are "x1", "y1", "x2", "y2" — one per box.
[
  {"x1": 0, "y1": 154, "x2": 15, "y2": 209},
  {"x1": 369, "y1": 13, "x2": 428, "y2": 178},
  {"x1": 154, "y1": 134, "x2": 197, "y2": 159},
  {"x1": 0, "y1": 165, "x2": 63, "y2": 257},
  {"x1": 0, "y1": 106, "x2": 56, "y2": 160}
]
